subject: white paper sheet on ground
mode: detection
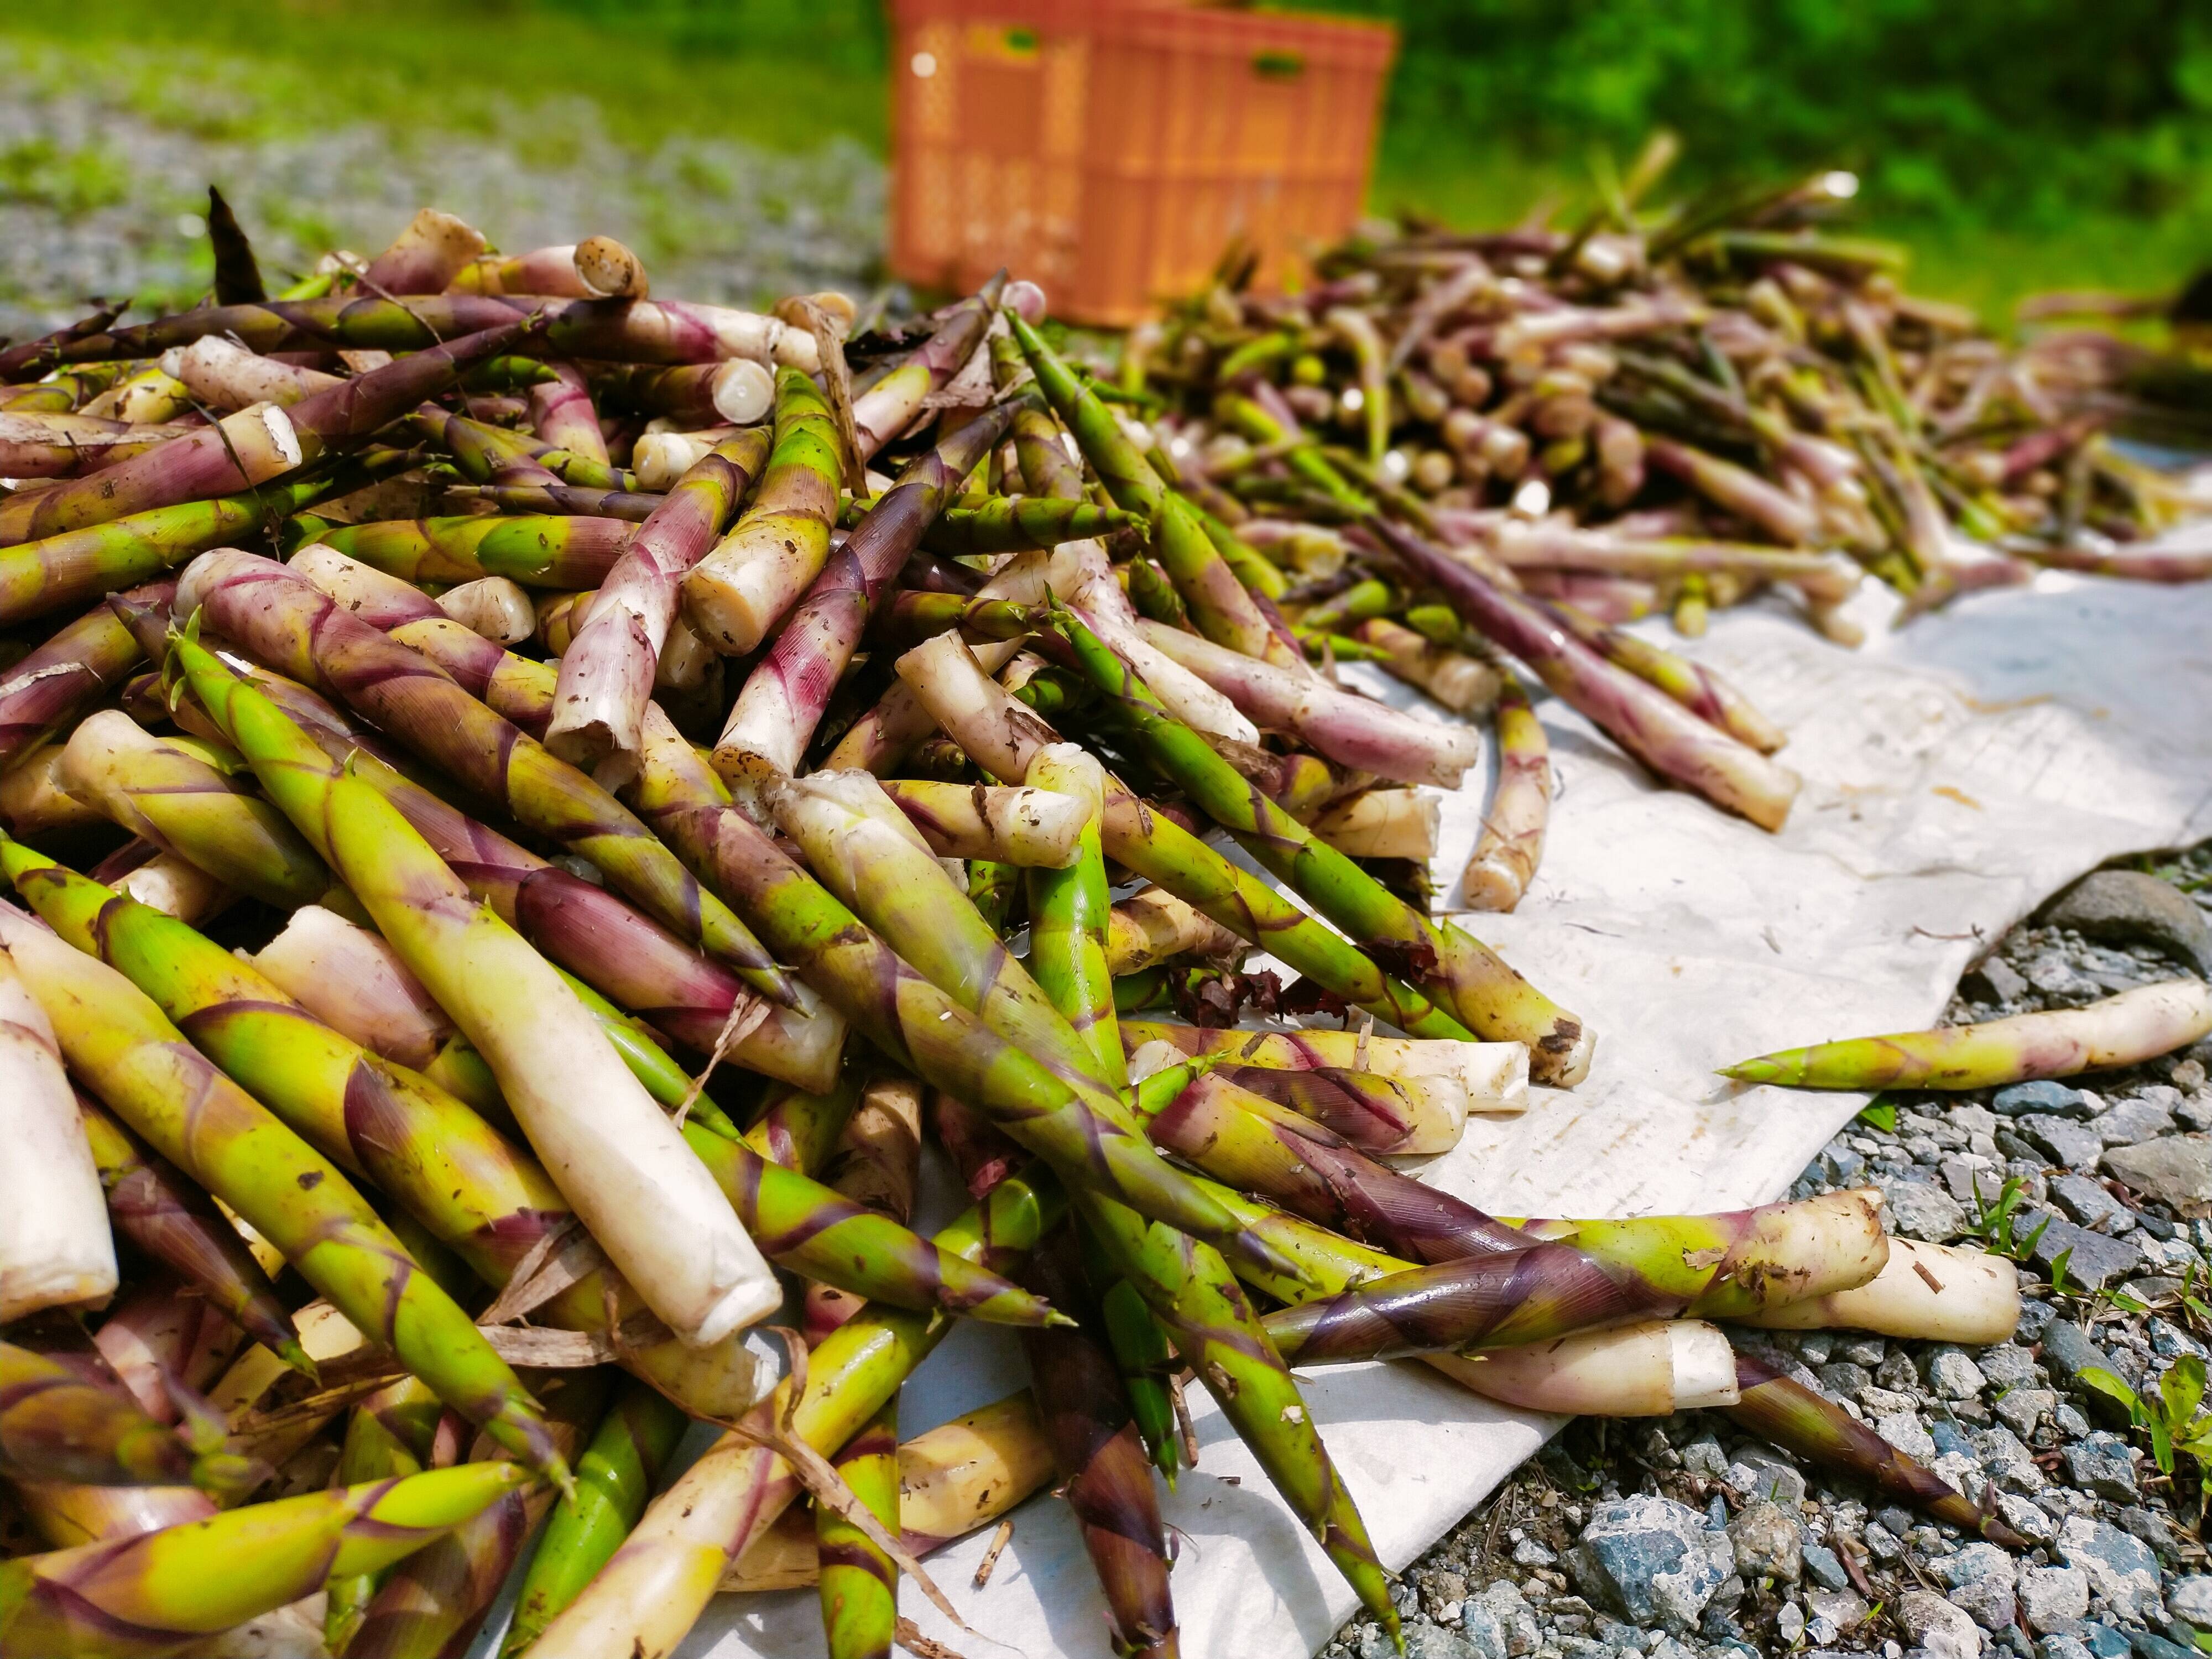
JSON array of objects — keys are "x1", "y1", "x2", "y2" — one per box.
[{"x1": 682, "y1": 568, "x2": 2212, "y2": 1659}]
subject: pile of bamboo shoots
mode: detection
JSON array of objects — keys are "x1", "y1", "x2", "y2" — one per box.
[{"x1": 7, "y1": 187, "x2": 2205, "y2": 1659}]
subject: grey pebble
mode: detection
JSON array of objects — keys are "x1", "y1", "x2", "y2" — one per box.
[
  {"x1": 1801, "y1": 1543, "x2": 1850, "y2": 1592},
  {"x1": 1725, "y1": 1499, "x2": 1802, "y2": 1585},
  {"x1": 2039, "y1": 869, "x2": 2212, "y2": 975},
  {"x1": 1939, "y1": 1541, "x2": 2021, "y2": 1632},
  {"x1": 2103, "y1": 1135, "x2": 2212, "y2": 1211},
  {"x1": 2018, "y1": 1564, "x2": 2091, "y2": 1632},
  {"x1": 2063, "y1": 1432, "x2": 2140, "y2": 1503},
  {"x1": 1995, "y1": 1386, "x2": 2058, "y2": 1437},
  {"x1": 1564, "y1": 1496, "x2": 1735, "y2": 1634},
  {"x1": 1995, "y1": 1081, "x2": 2092, "y2": 1119},
  {"x1": 1882, "y1": 1175, "x2": 1970, "y2": 1241},
  {"x1": 2049, "y1": 1173, "x2": 2134, "y2": 1232},
  {"x1": 2024, "y1": 1118, "x2": 2109, "y2": 1171},
  {"x1": 2057, "y1": 1517, "x2": 2165, "y2": 1626},
  {"x1": 2095, "y1": 1096, "x2": 2178, "y2": 1148},
  {"x1": 2028, "y1": 1216, "x2": 2145, "y2": 1290}
]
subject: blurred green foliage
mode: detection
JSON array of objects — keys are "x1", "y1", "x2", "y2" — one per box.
[
  {"x1": 539, "y1": 0, "x2": 889, "y2": 79},
  {"x1": 1334, "y1": 1, "x2": 2212, "y2": 233}
]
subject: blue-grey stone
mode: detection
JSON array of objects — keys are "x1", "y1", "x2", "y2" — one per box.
[
  {"x1": 2150, "y1": 1317, "x2": 2206, "y2": 1359},
  {"x1": 2167, "y1": 1575, "x2": 2212, "y2": 1628},
  {"x1": 2029, "y1": 1217, "x2": 2144, "y2": 1290},
  {"x1": 1881, "y1": 1175, "x2": 1969, "y2": 1241},
  {"x1": 2103, "y1": 1136, "x2": 2212, "y2": 1211},
  {"x1": 1997, "y1": 1493, "x2": 2060, "y2": 1547},
  {"x1": 1940, "y1": 1542, "x2": 2021, "y2": 1632},
  {"x1": 1723, "y1": 1446, "x2": 1806, "y2": 1509},
  {"x1": 1821, "y1": 1143, "x2": 1868, "y2": 1186},
  {"x1": 2040, "y1": 869, "x2": 2212, "y2": 975},
  {"x1": 2042, "y1": 1320, "x2": 2116, "y2": 1385},
  {"x1": 2064, "y1": 1432, "x2": 2140, "y2": 1501},
  {"x1": 1929, "y1": 1346, "x2": 1990, "y2": 1397},
  {"x1": 2024, "y1": 1118, "x2": 2108, "y2": 1170},
  {"x1": 1995, "y1": 1387, "x2": 2058, "y2": 1438},
  {"x1": 1974, "y1": 1425, "x2": 2046, "y2": 1491},
  {"x1": 1455, "y1": 1602, "x2": 1507, "y2": 1659},
  {"x1": 1564, "y1": 1495, "x2": 1736, "y2": 1635},
  {"x1": 1802, "y1": 1543, "x2": 1850, "y2": 1592},
  {"x1": 2058, "y1": 1519, "x2": 2164, "y2": 1627},
  {"x1": 1818, "y1": 1360, "x2": 1874, "y2": 1399},
  {"x1": 2114, "y1": 1505, "x2": 2174, "y2": 1563},
  {"x1": 2095, "y1": 1097, "x2": 2176, "y2": 1148},
  {"x1": 2050, "y1": 1174, "x2": 2132, "y2": 1232},
  {"x1": 2080, "y1": 1626, "x2": 2133, "y2": 1659},
  {"x1": 1931, "y1": 1420, "x2": 1977, "y2": 1459},
  {"x1": 1984, "y1": 1343, "x2": 2048, "y2": 1392},
  {"x1": 1898, "y1": 1588, "x2": 1985, "y2": 1655},
  {"x1": 1402, "y1": 1621, "x2": 1479, "y2": 1659},
  {"x1": 1996, "y1": 1081, "x2": 2091, "y2": 1118},
  {"x1": 2020, "y1": 1564, "x2": 2091, "y2": 1632}
]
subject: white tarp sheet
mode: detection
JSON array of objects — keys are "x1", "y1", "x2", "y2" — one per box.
[{"x1": 687, "y1": 566, "x2": 2212, "y2": 1659}]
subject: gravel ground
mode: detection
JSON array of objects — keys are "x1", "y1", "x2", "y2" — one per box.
[
  {"x1": 1327, "y1": 842, "x2": 2212, "y2": 1659},
  {"x1": 0, "y1": 35, "x2": 888, "y2": 340}
]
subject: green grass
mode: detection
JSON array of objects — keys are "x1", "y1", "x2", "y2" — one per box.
[
  {"x1": 0, "y1": 0, "x2": 881, "y2": 156},
  {"x1": 1, "y1": 0, "x2": 2200, "y2": 328}
]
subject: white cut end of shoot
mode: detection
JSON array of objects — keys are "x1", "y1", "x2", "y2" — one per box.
[
  {"x1": 436, "y1": 576, "x2": 536, "y2": 645},
  {"x1": 574, "y1": 234, "x2": 650, "y2": 300},
  {"x1": 1372, "y1": 1073, "x2": 1471, "y2": 1152},
  {"x1": 633, "y1": 431, "x2": 717, "y2": 494},
  {"x1": 1430, "y1": 1319, "x2": 1739, "y2": 1416},
  {"x1": 1666, "y1": 1321, "x2": 1745, "y2": 1408},
  {"x1": 709, "y1": 359, "x2": 775, "y2": 425},
  {"x1": 242, "y1": 905, "x2": 453, "y2": 1071},
  {"x1": 1745, "y1": 1237, "x2": 2018, "y2": 1345},
  {"x1": 655, "y1": 615, "x2": 719, "y2": 693},
  {"x1": 223, "y1": 402, "x2": 305, "y2": 481},
  {"x1": 111, "y1": 852, "x2": 232, "y2": 924},
  {"x1": 0, "y1": 945, "x2": 118, "y2": 1322},
  {"x1": 703, "y1": 306, "x2": 816, "y2": 371}
]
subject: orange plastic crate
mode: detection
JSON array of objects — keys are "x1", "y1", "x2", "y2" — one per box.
[{"x1": 889, "y1": 1, "x2": 1397, "y2": 326}]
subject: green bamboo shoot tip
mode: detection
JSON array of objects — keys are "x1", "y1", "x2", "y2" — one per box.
[{"x1": 1721, "y1": 979, "x2": 2212, "y2": 1089}]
